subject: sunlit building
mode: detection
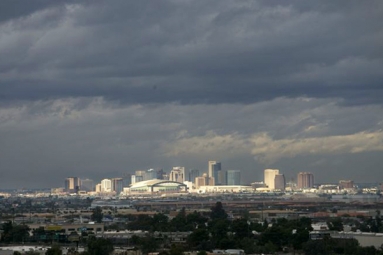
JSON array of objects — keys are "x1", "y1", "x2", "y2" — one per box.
[
  {"x1": 209, "y1": 161, "x2": 223, "y2": 185},
  {"x1": 264, "y1": 169, "x2": 279, "y2": 190},
  {"x1": 65, "y1": 177, "x2": 80, "y2": 193},
  {"x1": 101, "y1": 179, "x2": 112, "y2": 192},
  {"x1": 297, "y1": 172, "x2": 314, "y2": 189},
  {"x1": 169, "y1": 167, "x2": 186, "y2": 183},
  {"x1": 339, "y1": 180, "x2": 354, "y2": 189}
]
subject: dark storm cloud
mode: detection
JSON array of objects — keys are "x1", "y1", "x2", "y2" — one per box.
[{"x1": 0, "y1": 0, "x2": 382, "y2": 105}]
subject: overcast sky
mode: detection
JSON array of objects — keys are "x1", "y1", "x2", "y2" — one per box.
[{"x1": 1, "y1": 0, "x2": 383, "y2": 189}]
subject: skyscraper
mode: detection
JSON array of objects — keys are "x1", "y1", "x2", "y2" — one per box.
[
  {"x1": 297, "y1": 172, "x2": 314, "y2": 189},
  {"x1": 274, "y1": 174, "x2": 286, "y2": 190},
  {"x1": 111, "y1": 178, "x2": 124, "y2": 194},
  {"x1": 264, "y1": 169, "x2": 279, "y2": 190},
  {"x1": 208, "y1": 161, "x2": 223, "y2": 185},
  {"x1": 226, "y1": 170, "x2": 241, "y2": 185},
  {"x1": 81, "y1": 178, "x2": 94, "y2": 192},
  {"x1": 189, "y1": 169, "x2": 200, "y2": 182},
  {"x1": 135, "y1": 170, "x2": 145, "y2": 182},
  {"x1": 169, "y1": 167, "x2": 185, "y2": 182},
  {"x1": 101, "y1": 179, "x2": 112, "y2": 192},
  {"x1": 144, "y1": 169, "x2": 157, "y2": 180},
  {"x1": 65, "y1": 177, "x2": 80, "y2": 193},
  {"x1": 195, "y1": 173, "x2": 214, "y2": 188},
  {"x1": 339, "y1": 180, "x2": 354, "y2": 189}
]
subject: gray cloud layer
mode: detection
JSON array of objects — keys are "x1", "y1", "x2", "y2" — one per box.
[
  {"x1": 1, "y1": 1, "x2": 382, "y2": 104},
  {"x1": 0, "y1": 1, "x2": 383, "y2": 188}
]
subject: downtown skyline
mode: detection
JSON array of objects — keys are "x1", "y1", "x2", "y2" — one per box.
[{"x1": 0, "y1": 1, "x2": 383, "y2": 189}]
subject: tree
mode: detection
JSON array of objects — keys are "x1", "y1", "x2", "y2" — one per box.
[
  {"x1": 1, "y1": 222, "x2": 30, "y2": 243},
  {"x1": 46, "y1": 244, "x2": 62, "y2": 255},
  {"x1": 210, "y1": 202, "x2": 228, "y2": 220},
  {"x1": 231, "y1": 218, "x2": 251, "y2": 239},
  {"x1": 327, "y1": 217, "x2": 343, "y2": 231},
  {"x1": 187, "y1": 228, "x2": 211, "y2": 250},
  {"x1": 87, "y1": 237, "x2": 114, "y2": 255},
  {"x1": 139, "y1": 235, "x2": 159, "y2": 254},
  {"x1": 91, "y1": 207, "x2": 103, "y2": 223}
]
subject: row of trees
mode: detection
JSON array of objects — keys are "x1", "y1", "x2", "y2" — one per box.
[{"x1": 4, "y1": 202, "x2": 383, "y2": 255}]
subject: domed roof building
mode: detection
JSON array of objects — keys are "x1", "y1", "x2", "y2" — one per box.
[{"x1": 127, "y1": 179, "x2": 187, "y2": 194}]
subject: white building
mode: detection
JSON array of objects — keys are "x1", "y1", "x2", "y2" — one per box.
[
  {"x1": 264, "y1": 169, "x2": 279, "y2": 190},
  {"x1": 169, "y1": 167, "x2": 186, "y2": 183},
  {"x1": 100, "y1": 179, "x2": 112, "y2": 192}
]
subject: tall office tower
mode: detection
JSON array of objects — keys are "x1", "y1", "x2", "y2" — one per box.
[
  {"x1": 297, "y1": 172, "x2": 315, "y2": 189},
  {"x1": 169, "y1": 167, "x2": 185, "y2": 182},
  {"x1": 122, "y1": 173, "x2": 132, "y2": 187},
  {"x1": 101, "y1": 179, "x2": 112, "y2": 192},
  {"x1": 95, "y1": 183, "x2": 101, "y2": 193},
  {"x1": 339, "y1": 180, "x2": 354, "y2": 189},
  {"x1": 144, "y1": 169, "x2": 157, "y2": 180},
  {"x1": 226, "y1": 170, "x2": 241, "y2": 185},
  {"x1": 274, "y1": 174, "x2": 286, "y2": 190},
  {"x1": 264, "y1": 169, "x2": 279, "y2": 190},
  {"x1": 195, "y1": 173, "x2": 214, "y2": 188},
  {"x1": 65, "y1": 177, "x2": 80, "y2": 193},
  {"x1": 131, "y1": 175, "x2": 136, "y2": 184},
  {"x1": 135, "y1": 170, "x2": 145, "y2": 182},
  {"x1": 156, "y1": 169, "x2": 165, "y2": 179},
  {"x1": 195, "y1": 176, "x2": 206, "y2": 189},
  {"x1": 81, "y1": 178, "x2": 94, "y2": 192},
  {"x1": 189, "y1": 169, "x2": 200, "y2": 182},
  {"x1": 111, "y1": 178, "x2": 124, "y2": 194},
  {"x1": 208, "y1": 161, "x2": 222, "y2": 185}
]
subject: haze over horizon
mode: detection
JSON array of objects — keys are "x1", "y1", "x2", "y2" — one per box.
[{"x1": 1, "y1": 1, "x2": 383, "y2": 189}]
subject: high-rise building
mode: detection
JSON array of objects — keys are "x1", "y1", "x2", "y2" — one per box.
[
  {"x1": 195, "y1": 173, "x2": 214, "y2": 188},
  {"x1": 65, "y1": 177, "x2": 80, "y2": 193},
  {"x1": 208, "y1": 161, "x2": 222, "y2": 185},
  {"x1": 226, "y1": 170, "x2": 241, "y2": 185},
  {"x1": 274, "y1": 174, "x2": 286, "y2": 190},
  {"x1": 101, "y1": 179, "x2": 112, "y2": 192},
  {"x1": 131, "y1": 175, "x2": 136, "y2": 184},
  {"x1": 144, "y1": 169, "x2": 157, "y2": 180},
  {"x1": 111, "y1": 178, "x2": 124, "y2": 194},
  {"x1": 156, "y1": 169, "x2": 165, "y2": 180},
  {"x1": 339, "y1": 180, "x2": 354, "y2": 189},
  {"x1": 135, "y1": 170, "x2": 145, "y2": 182},
  {"x1": 81, "y1": 178, "x2": 94, "y2": 192},
  {"x1": 189, "y1": 169, "x2": 200, "y2": 182},
  {"x1": 195, "y1": 176, "x2": 206, "y2": 189},
  {"x1": 122, "y1": 173, "x2": 132, "y2": 187},
  {"x1": 169, "y1": 167, "x2": 185, "y2": 183},
  {"x1": 297, "y1": 172, "x2": 314, "y2": 189},
  {"x1": 264, "y1": 169, "x2": 279, "y2": 190}
]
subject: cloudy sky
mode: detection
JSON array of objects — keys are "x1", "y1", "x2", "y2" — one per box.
[{"x1": 1, "y1": 0, "x2": 383, "y2": 189}]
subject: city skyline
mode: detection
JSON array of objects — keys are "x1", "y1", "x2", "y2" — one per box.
[{"x1": 1, "y1": 1, "x2": 383, "y2": 189}]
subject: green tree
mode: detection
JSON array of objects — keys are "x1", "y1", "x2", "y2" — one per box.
[
  {"x1": 187, "y1": 228, "x2": 210, "y2": 249},
  {"x1": 91, "y1": 207, "x2": 103, "y2": 223},
  {"x1": 327, "y1": 217, "x2": 344, "y2": 231},
  {"x1": 210, "y1": 202, "x2": 228, "y2": 220},
  {"x1": 87, "y1": 237, "x2": 114, "y2": 255},
  {"x1": 46, "y1": 244, "x2": 62, "y2": 255},
  {"x1": 231, "y1": 218, "x2": 251, "y2": 239},
  {"x1": 210, "y1": 219, "x2": 230, "y2": 248},
  {"x1": 139, "y1": 235, "x2": 158, "y2": 254},
  {"x1": 169, "y1": 244, "x2": 184, "y2": 255},
  {"x1": 170, "y1": 208, "x2": 189, "y2": 231}
]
